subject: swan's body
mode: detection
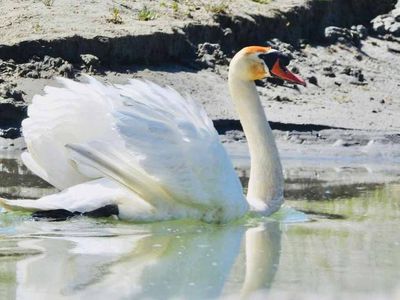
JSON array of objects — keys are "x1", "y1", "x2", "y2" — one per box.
[{"x1": 1, "y1": 46, "x2": 305, "y2": 223}]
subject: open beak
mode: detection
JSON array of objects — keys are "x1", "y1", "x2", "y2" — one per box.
[{"x1": 271, "y1": 59, "x2": 306, "y2": 86}]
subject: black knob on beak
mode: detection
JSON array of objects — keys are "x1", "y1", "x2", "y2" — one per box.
[
  {"x1": 278, "y1": 53, "x2": 292, "y2": 67},
  {"x1": 260, "y1": 51, "x2": 292, "y2": 70}
]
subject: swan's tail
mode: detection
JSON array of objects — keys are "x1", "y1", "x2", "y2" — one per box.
[{"x1": 0, "y1": 197, "x2": 47, "y2": 213}]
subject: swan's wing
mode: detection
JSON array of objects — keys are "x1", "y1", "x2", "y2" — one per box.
[
  {"x1": 69, "y1": 77, "x2": 247, "y2": 221},
  {"x1": 21, "y1": 77, "x2": 115, "y2": 189},
  {"x1": 21, "y1": 76, "x2": 247, "y2": 221}
]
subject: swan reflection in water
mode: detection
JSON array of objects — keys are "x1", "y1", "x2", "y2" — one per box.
[{"x1": 6, "y1": 218, "x2": 281, "y2": 299}]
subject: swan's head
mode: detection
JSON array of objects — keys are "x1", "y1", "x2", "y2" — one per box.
[{"x1": 229, "y1": 46, "x2": 306, "y2": 86}]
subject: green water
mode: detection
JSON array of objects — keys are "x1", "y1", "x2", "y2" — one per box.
[{"x1": 0, "y1": 156, "x2": 400, "y2": 299}]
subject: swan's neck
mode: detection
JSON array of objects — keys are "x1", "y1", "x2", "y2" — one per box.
[{"x1": 228, "y1": 74, "x2": 284, "y2": 214}]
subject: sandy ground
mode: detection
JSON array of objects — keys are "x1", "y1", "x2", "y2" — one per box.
[
  {"x1": 12, "y1": 35, "x2": 400, "y2": 132},
  {"x1": 111, "y1": 37, "x2": 400, "y2": 132},
  {"x1": 1, "y1": 0, "x2": 298, "y2": 45},
  {"x1": 0, "y1": 0, "x2": 399, "y2": 149}
]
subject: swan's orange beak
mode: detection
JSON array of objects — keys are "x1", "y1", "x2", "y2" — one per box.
[{"x1": 271, "y1": 59, "x2": 306, "y2": 86}]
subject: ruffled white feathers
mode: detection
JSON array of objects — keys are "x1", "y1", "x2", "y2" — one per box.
[{"x1": 2, "y1": 76, "x2": 248, "y2": 222}]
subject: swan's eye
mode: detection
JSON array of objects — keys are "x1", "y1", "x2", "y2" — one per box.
[{"x1": 259, "y1": 52, "x2": 278, "y2": 71}]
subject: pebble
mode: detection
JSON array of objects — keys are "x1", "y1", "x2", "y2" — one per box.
[
  {"x1": 196, "y1": 42, "x2": 228, "y2": 68},
  {"x1": 307, "y1": 76, "x2": 318, "y2": 86},
  {"x1": 322, "y1": 66, "x2": 336, "y2": 77},
  {"x1": 341, "y1": 66, "x2": 365, "y2": 83},
  {"x1": 371, "y1": 9, "x2": 400, "y2": 37},
  {"x1": 26, "y1": 70, "x2": 40, "y2": 78},
  {"x1": 273, "y1": 95, "x2": 292, "y2": 102},
  {"x1": 351, "y1": 25, "x2": 368, "y2": 39},
  {"x1": 324, "y1": 26, "x2": 361, "y2": 45},
  {"x1": 59, "y1": 62, "x2": 74, "y2": 78},
  {"x1": 0, "y1": 84, "x2": 25, "y2": 102},
  {"x1": 291, "y1": 66, "x2": 300, "y2": 74},
  {"x1": 80, "y1": 54, "x2": 100, "y2": 67},
  {"x1": 266, "y1": 39, "x2": 295, "y2": 58},
  {"x1": 1, "y1": 56, "x2": 76, "y2": 79}
]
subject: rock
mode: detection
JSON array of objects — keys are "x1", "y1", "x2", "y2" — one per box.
[
  {"x1": 24, "y1": 62, "x2": 36, "y2": 71},
  {"x1": 16, "y1": 63, "x2": 40, "y2": 78},
  {"x1": 25, "y1": 70, "x2": 40, "y2": 78},
  {"x1": 273, "y1": 95, "x2": 292, "y2": 102},
  {"x1": 388, "y1": 23, "x2": 400, "y2": 36},
  {"x1": 322, "y1": 66, "x2": 336, "y2": 77},
  {"x1": 351, "y1": 25, "x2": 368, "y2": 39},
  {"x1": 340, "y1": 66, "x2": 365, "y2": 83},
  {"x1": 59, "y1": 62, "x2": 74, "y2": 78},
  {"x1": 223, "y1": 130, "x2": 245, "y2": 142},
  {"x1": 0, "y1": 127, "x2": 21, "y2": 139},
  {"x1": 0, "y1": 99, "x2": 27, "y2": 138},
  {"x1": 341, "y1": 66, "x2": 352, "y2": 76},
  {"x1": 52, "y1": 57, "x2": 64, "y2": 68},
  {"x1": 372, "y1": 20, "x2": 386, "y2": 34},
  {"x1": 324, "y1": 26, "x2": 360, "y2": 45},
  {"x1": 6, "y1": 56, "x2": 75, "y2": 79},
  {"x1": 0, "y1": 84, "x2": 25, "y2": 102},
  {"x1": 291, "y1": 66, "x2": 300, "y2": 74},
  {"x1": 196, "y1": 43, "x2": 228, "y2": 68},
  {"x1": 324, "y1": 26, "x2": 346, "y2": 43},
  {"x1": 383, "y1": 16, "x2": 395, "y2": 27},
  {"x1": 357, "y1": 72, "x2": 365, "y2": 82},
  {"x1": 42, "y1": 56, "x2": 64, "y2": 70},
  {"x1": 80, "y1": 54, "x2": 100, "y2": 67},
  {"x1": 307, "y1": 76, "x2": 318, "y2": 86},
  {"x1": 371, "y1": 8, "x2": 400, "y2": 37},
  {"x1": 9, "y1": 89, "x2": 25, "y2": 102},
  {"x1": 222, "y1": 27, "x2": 232, "y2": 37},
  {"x1": 394, "y1": 9, "x2": 400, "y2": 22},
  {"x1": 356, "y1": 25, "x2": 368, "y2": 39},
  {"x1": 0, "y1": 60, "x2": 16, "y2": 73},
  {"x1": 42, "y1": 55, "x2": 51, "y2": 66},
  {"x1": 267, "y1": 38, "x2": 295, "y2": 55},
  {"x1": 350, "y1": 81, "x2": 368, "y2": 86},
  {"x1": 16, "y1": 67, "x2": 29, "y2": 77},
  {"x1": 354, "y1": 54, "x2": 363, "y2": 61}
]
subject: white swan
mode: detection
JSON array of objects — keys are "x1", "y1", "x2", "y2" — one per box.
[{"x1": 0, "y1": 46, "x2": 305, "y2": 223}]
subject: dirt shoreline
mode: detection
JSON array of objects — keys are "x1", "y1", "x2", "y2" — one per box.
[
  {"x1": 0, "y1": 0, "x2": 399, "y2": 151},
  {"x1": 0, "y1": 0, "x2": 394, "y2": 63}
]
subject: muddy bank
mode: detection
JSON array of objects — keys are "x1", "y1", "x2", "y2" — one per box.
[
  {"x1": 0, "y1": 0, "x2": 395, "y2": 65},
  {"x1": 0, "y1": 0, "x2": 400, "y2": 146}
]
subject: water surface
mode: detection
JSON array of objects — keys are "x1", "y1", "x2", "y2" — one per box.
[{"x1": 0, "y1": 148, "x2": 400, "y2": 299}]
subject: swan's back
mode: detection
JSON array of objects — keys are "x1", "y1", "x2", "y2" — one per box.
[{"x1": 20, "y1": 76, "x2": 248, "y2": 222}]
